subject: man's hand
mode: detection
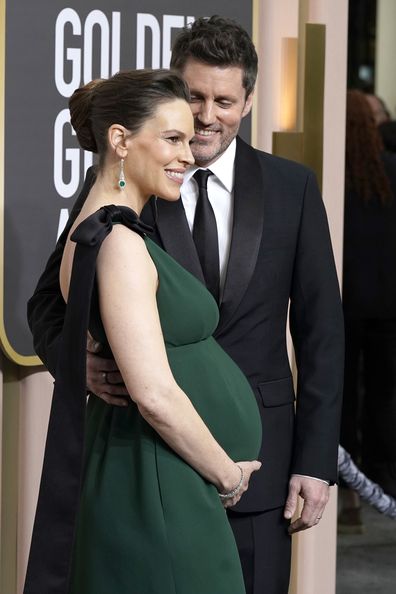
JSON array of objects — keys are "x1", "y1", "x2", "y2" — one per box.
[
  {"x1": 86, "y1": 334, "x2": 129, "y2": 406},
  {"x1": 284, "y1": 475, "x2": 329, "y2": 534}
]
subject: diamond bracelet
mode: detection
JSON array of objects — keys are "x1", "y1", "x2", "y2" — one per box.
[{"x1": 218, "y1": 465, "x2": 244, "y2": 500}]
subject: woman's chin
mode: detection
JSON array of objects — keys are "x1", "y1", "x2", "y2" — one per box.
[{"x1": 157, "y1": 191, "x2": 181, "y2": 202}]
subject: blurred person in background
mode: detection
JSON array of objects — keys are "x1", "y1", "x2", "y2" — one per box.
[
  {"x1": 365, "y1": 93, "x2": 391, "y2": 126},
  {"x1": 379, "y1": 120, "x2": 396, "y2": 154},
  {"x1": 340, "y1": 89, "x2": 396, "y2": 531},
  {"x1": 365, "y1": 92, "x2": 396, "y2": 156}
]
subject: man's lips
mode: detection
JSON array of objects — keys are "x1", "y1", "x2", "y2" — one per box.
[{"x1": 194, "y1": 127, "x2": 219, "y2": 138}]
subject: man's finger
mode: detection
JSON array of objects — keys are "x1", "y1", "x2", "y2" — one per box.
[
  {"x1": 106, "y1": 371, "x2": 124, "y2": 384},
  {"x1": 300, "y1": 504, "x2": 320, "y2": 528},
  {"x1": 284, "y1": 482, "x2": 299, "y2": 519},
  {"x1": 92, "y1": 392, "x2": 129, "y2": 407},
  {"x1": 102, "y1": 383, "x2": 129, "y2": 397},
  {"x1": 288, "y1": 517, "x2": 309, "y2": 534},
  {"x1": 92, "y1": 358, "x2": 120, "y2": 372},
  {"x1": 288, "y1": 502, "x2": 325, "y2": 534},
  {"x1": 87, "y1": 334, "x2": 102, "y2": 353},
  {"x1": 288, "y1": 505, "x2": 316, "y2": 533}
]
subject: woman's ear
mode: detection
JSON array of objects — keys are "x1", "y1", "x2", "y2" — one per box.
[{"x1": 108, "y1": 124, "x2": 129, "y2": 158}]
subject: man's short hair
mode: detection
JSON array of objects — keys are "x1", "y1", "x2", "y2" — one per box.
[{"x1": 170, "y1": 15, "x2": 258, "y2": 97}]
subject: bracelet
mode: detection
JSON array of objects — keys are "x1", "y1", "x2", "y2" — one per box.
[{"x1": 218, "y1": 465, "x2": 244, "y2": 500}]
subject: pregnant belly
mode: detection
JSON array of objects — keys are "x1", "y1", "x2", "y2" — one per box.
[{"x1": 166, "y1": 337, "x2": 262, "y2": 461}]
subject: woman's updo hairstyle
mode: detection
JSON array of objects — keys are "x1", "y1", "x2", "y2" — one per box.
[{"x1": 69, "y1": 69, "x2": 190, "y2": 164}]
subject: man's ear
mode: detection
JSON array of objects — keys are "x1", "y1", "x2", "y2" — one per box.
[
  {"x1": 108, "y1": 124, "x2": 129, "y2": 158},
  {"x1": 242, "y1": 91, "x2": 254, "y2": 118}
]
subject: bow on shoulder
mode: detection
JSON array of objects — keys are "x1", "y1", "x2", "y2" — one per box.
[{"x1": 71, "y1": 204, "x2": 153, "y2": 247}]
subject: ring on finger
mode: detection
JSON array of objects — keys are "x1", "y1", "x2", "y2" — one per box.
[{"x1": 102, "y1": 371, "x2": 108, "y2": 383}]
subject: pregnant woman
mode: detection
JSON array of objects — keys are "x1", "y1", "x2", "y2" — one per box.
[{"x1": 24, "y1": 69, "x2": 261, "y2": 594}]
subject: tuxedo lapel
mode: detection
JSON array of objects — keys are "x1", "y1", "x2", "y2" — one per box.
[
  {"x1": 152, "y1": 137, "x2": 265, "y2": 333},
  {"x1": 155, "y1": 198, "x2": 205, "y2": 283},
  {"x1": 216, "y1": 137, "x2": 264, "y2": 334}
]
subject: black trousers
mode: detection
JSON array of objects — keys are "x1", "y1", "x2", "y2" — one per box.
[
  {"x1": 341, "y1": 318, "x2": 396, "y2": 466},
  {"x1": 227, "y1": 507, "x2": 291, "y2": 594}
]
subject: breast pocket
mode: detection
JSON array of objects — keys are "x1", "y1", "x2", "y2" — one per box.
[{"x1": 257, "y1": 376, "x2": 295, "y2": 407}]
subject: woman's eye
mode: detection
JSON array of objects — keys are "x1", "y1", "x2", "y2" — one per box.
[{"x1": 168, "y1": 136, "x2": 180, "y2": 143}]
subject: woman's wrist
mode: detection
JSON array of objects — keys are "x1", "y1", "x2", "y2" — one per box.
[{"x1": 218, "y1": 464, "x2": 244, "y2": 499}]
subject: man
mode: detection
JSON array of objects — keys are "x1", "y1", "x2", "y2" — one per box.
[{"x1": 28, "y1": 16, "x2": 344, "y2": 594}]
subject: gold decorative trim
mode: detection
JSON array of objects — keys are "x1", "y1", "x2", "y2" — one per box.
[
  {"x1": 1, "y1": 356, "x2": 21, "y2": 594},
  {"x1": 273, "y1": 131, "x2": 304, "y2": 163},
  {"x1": 272, "y1": 23, "x2": 326, "y2": 191},
  {"x1": 302, "y1": 23, "x2": 326, "y2": 190},
  {"x1": 0, "y1": 0, "x2": 41, "y2": 366}
]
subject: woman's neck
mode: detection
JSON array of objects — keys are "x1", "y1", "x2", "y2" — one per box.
[{"x1": 86, "y1": 168, "x2": 148, "y2": 215}]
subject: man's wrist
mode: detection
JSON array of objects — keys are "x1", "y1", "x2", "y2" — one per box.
[{"x1": 291, "y1": 473, "x2": 330, "y2": 485}]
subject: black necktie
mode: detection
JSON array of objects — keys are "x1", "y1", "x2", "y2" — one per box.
[{"x1": 192, "y1": 169, "x2": 220, "y2": 302}]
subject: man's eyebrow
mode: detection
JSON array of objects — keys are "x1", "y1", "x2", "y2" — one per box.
[
  {"x1": 189, "y1": 89, "x2": 204, "y2": 96},
  {"x1": 189, "y1": 90, "x2": 236, "y2": 101}
]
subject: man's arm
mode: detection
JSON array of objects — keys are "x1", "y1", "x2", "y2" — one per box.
[
  {"x1": 289, "y1": 170, "x2": 344, "y2": 481},
  {"x1": 286, "y1": 170, "x2": 344, "y2": 531},
  {"x1": 27, "y1": 168, "x2": 96, "y2": 375}
]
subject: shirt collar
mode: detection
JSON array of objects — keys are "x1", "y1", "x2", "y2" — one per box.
[{"x1": 183, "y1": 138, "x2": 236, "y2": 193}]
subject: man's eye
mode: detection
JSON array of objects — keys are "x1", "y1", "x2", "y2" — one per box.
[
  {"x1": 217, "y1": 101, "x2": 232, "y2": 108},
  {"x1": 189, "y1": 96, "x2": 201, "y2": 103}
]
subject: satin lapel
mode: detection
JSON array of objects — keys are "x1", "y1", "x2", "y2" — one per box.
[
  {"x1": 155, "y1": 198, "x2": 205, "y2": 283},
  {"x1": 216, "y1": 137, "x2": 264, "y2": 335}
]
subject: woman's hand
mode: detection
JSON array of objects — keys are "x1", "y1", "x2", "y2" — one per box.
[{"x1": 220, "y1": 460, "x2": 262, "y2": 509}]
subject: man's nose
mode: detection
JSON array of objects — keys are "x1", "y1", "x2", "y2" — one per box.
[{"x1": 196, "y1": 101, "x2": 216, "y2": 126}]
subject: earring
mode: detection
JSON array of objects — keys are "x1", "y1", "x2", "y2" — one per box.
[{"x1": 118, "y1": 158, "x2": 126, "y2": 190}]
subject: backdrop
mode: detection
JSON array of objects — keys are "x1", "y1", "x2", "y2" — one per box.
[{"x1": 1, "y1": 0, "x2": 252, "y2": 363}]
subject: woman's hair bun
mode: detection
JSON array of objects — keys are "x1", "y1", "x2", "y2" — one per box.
[{"x1": 69, "y1": 79, "x2": 104, "y2": 153}]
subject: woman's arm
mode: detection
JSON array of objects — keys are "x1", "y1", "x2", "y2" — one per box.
[{"x1": 95, "y1": 225, "x2": 259, "y2": 496}]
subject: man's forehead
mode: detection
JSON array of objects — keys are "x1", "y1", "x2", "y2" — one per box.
[
  {"x1": 181, "y1": 58, "x2": 244, "y2": 75},
  {"x1": 181, "y1": 59, "x2": 245, "y2": 94}
]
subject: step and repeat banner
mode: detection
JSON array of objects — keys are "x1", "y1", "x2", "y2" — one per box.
[{"x1": 0, "y1": 0, "x2": 252, "y2": 364}]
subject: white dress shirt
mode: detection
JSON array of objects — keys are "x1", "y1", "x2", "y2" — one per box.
[{"x1": 181, "y1": 139, "x2": 236, "y2": 301}]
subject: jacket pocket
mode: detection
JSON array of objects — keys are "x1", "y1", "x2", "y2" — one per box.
[{"x1": 257, "y1": 376, "x2": 295, "y2": 407}]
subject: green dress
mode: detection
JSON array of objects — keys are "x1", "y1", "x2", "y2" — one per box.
[{"x1": 46, "y1": 205, "x2": 261, "y2": 594}]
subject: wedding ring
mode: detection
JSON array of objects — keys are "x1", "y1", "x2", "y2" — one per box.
[{"x1": 102, "y1": 372, "x2": 108, "y2": 383}]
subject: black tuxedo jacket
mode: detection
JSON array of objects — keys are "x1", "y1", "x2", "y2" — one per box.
[{"x1": 27, "y1": 136, "x2": 344, "y2": 512}]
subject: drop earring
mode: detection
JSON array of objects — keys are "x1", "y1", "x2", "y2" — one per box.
[{"x1": 118, "y1": 158, "x2": 126, "y2": 190}]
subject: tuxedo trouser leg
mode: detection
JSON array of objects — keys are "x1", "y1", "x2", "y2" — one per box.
[{"x1": 227, "y1": 507, "x2": 291, "y2": 594}]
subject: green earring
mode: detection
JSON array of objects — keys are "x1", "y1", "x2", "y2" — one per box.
[{"x1": 118, "y1": 158, "x2": 126, "y2": 189}]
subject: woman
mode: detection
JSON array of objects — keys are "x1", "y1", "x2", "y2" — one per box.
[
  {"x1": 24, "y1": 70, "x2": 261, "y2": 594},
  {"x1": 340, "y1": 89, "x2": 396, "y2": 529}
]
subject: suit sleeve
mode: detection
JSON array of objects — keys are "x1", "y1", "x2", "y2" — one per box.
[
  {"x1": 289, "y1": 171, "x2": 344, "y2": 484},
  {"x1": 27, "y1": 168, "x2": 96, "y2": 376}
]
